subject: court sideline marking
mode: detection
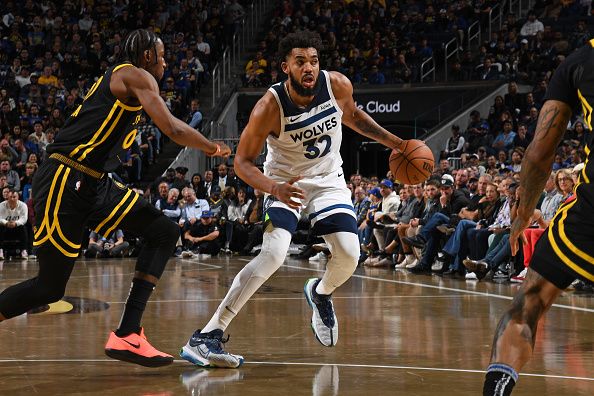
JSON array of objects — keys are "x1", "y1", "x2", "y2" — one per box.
[
  {"x1": 272, "y1": 261, "x2": 594, "y2": 314},
  {"x1": 0, "y1": 358, "x2": 592, "y2": 382}
]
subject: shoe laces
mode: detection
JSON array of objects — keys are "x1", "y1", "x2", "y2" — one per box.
[
  {"x1": 312, "y1": 290, "x2": 335, "y2": 328},
  {"x1": 193, "y1": 329, "x2": 230, "y2": 354}
]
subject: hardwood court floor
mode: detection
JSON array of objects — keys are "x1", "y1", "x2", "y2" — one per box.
[{"x1": 1, "y1": 255, "x2": 594, "y2": 395}]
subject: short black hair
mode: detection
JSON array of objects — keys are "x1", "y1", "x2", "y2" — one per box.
[
  {"x1": 120, "y1": 29, "x2": 160, "y2": 67},
  {"x1": 278, "y1": 31, "x2": 323, "y2": 61}
]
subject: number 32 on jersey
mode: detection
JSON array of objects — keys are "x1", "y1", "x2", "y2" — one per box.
[{"x1": 303, "y1": 135, "x2": 331, "y2": 159}]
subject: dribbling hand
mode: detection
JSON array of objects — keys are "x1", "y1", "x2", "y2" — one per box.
[{"x1": 271, "y1": 176, "x2": 306, "y2": 209}]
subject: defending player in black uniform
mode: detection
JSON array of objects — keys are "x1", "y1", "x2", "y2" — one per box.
[
  {"x1": 0, "y1": 29, "x2": 230, "y2": 367},
  {"x1": 483, "y1": 40, "x2": 594, "y2": 395}
]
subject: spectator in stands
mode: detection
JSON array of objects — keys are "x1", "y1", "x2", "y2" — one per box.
[
  {"x1": 225, "y1": 187, "x2": 252, "y2": 253},
  {"x1": 510, "y1": 148, "x2": 524, "y2": 173},
  {"x1": 147, "y1": 169, "x2": 175, "y2": 202},
  {"x1": 20, "y1": 162, "x2": 36, "y2": 201},
  {"x1": 404, "y1": 174, "x2": 470, "y2": 273},
  {"x1": 466, "y1": 179, "x2": 515, "y2": 279},
  {"x1": 12, "y1": 139, "x2": 28, "y2": 174},
  {"x1": 190, "y1": 173, "x2": 205, "y2": 198},
  {"x1": 84, "y1": 229, "x2": 130, "y2": 258},
  {"x1": 182, "y1": 210, "x2": 221, "y2": 257},
  {"x1": 354, "y1": 186, "x2": 371, "y2": 243},
  {"x1": 209, "y1": 185, "x2": 224, "y2": 218},
  {"x1": 136, "y1": 114, "x2": 161, "y2": 160},
  {"x1": 392, "y1": 54, "x2": 412, "y2": 83},
  {"x1": 172, "y1": 166, "x2": 190, "y2": 191},
  {"x1": 436, "y1": 158, "x2": 451, "y2": 177},
  {"x1": 513, "y1": 123, "x2": 531, "y2": 150},
  {"x1": 455, "y1": 168, "x2": 470, "y2": 197},
  {"x1": 443, "y1": 124, "x2": 465, "y2": 159},
  {"x1": 38, "y1": 65, "x2": 58, "y2": 87},
  {"x1": 476, "y1": 58, "x2": 500, "y2": 80},
  {"x1": 31, "y1": 121, "x2": 48, "y2": 152},
  {"x1": 180, "y1": 187, "x2": 210, "y2": 232},
  {"x1": 214, "y1": 163, "x2": 232, "y2": 191},
  {"x1": 397, "y1": 180, "x2": 441, "y2": 269},
  {"x1": 155, "y1": 188, "x2": 181, "y2": 223},
  {"x1": 367, "y1": 65, "x2": 386, "y2": 85},
  {"x1": 187, "y1": 99, "x2": 203, "y2": 129},
  {"x1": 568, "y1": 120, "x2": 588, "y2": 147},
  {"x1": 229, "y1": 188, "x2": 263, "y2": 255},
  {"x1": 520, "y1": 12, "x2": 544, "y2": 37},
  {"x1": 504, "y1": 82, "x2": 524, "y2": 112},
  {"x1": 492, "y1": 120, "x2": 517, "y2": 154},
  {"x1": 437, "y1": 182, "x2": 501, "y2": 274},
  {"x1": 0, "y1": 189, "x2": 28, "y2": 260},
  {"x1": 556, "y1": 168, "x2": 575, "y2": 202},
  {"x1": 0, "y1": 159, "x2": 20, "y2": 191},
  {"x1": 202, "y1": 170, "x2": 214, "y2": 198}
]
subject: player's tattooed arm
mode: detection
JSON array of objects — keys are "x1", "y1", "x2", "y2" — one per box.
[
  {"x1": 518, "y1": 100, "x2": 571, "y2": 218},
  {"x1": 509, "y1": 100, "x2": 571, "y2": 255},
  {"x1": 351, "y1": 110, "x2": 404, "y2": 149},
  {"x1": 329, "y1": 71, "x2": 404, "y2": 150}
]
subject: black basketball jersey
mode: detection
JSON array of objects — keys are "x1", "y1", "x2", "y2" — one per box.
[
  {"x1": 47, "y1": 63, "x2": 143, "y2": 172},
  {"x1": 544, "y1": 38, "x2": 594, "y2": 183}
]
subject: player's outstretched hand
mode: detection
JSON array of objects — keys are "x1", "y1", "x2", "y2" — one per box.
[
  {"x1": 509, "y1": 215, "x2": 530, "y2": 256},
  {"x1": 272, "y1": 176, "x2": 306, "y2": 209},
  {"x1": 207, "y1": 142, "x2": 232, "y2": 158}
]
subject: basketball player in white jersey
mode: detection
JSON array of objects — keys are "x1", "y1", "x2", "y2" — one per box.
[{"x1": 180, "y1": 31, "x2": 406, "y2": 368}]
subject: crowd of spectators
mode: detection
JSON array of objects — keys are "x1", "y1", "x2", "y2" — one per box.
[
  {"x1": 242, "y1": 1, "x2": 594, "y2": 87},
  {"x1": 0, "y1": 0, "x2": 248, "y2": 192},
  {"x1": 341, "y1": 73, "x2": 592, "y2": 290},
  {"x1": 0, "y1": 0, "x2": 249, "y2": 260}
]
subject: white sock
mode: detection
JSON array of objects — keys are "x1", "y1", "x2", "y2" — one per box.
[
  {"x1": 202, "y1": 226, "x2": 292, "y2": 333},
  {"x1": 316, "y1": 232, "x2": 360, "y2": 296}
]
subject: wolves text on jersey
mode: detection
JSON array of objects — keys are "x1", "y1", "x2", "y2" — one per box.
[{"x1": 289, "y1": 117, "x2": 338, "y2": 143}]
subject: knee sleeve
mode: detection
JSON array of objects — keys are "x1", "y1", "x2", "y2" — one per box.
[
  {"x1": 320, "y1": 232, "x2": 360, "y2": 292},
  {"x1": 225, "y1": 225, "x2": 292, "y2": 311}
]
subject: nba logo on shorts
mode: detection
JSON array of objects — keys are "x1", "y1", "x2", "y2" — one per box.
[{"x1": 263, "y1": 195, "x2": 277, "y2": 212}]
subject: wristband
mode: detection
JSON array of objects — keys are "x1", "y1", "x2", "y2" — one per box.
[{"x1": 209, "y1": 144, "x2": 221, "y2": 156}]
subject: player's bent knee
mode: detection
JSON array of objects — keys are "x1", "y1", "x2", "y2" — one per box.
[
  {"x1": 145, "y1": 215, "x2": 179, "y2": 246},
  {"x1": 37, "y1": 284, "x2": 66, "y2": 305}
]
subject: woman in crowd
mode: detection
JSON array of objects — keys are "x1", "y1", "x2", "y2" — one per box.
[{"x1": 226, "y1": 188, "x2": 252, "y2": 253}]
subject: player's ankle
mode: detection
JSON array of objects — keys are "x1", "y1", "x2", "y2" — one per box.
[{"x1": 483, "y1": 363, "x2": 518, "y2": 396}]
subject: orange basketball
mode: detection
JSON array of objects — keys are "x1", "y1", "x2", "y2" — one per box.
[{"x1": 389, "y1": 139, "x2": 434, "y2": 184}]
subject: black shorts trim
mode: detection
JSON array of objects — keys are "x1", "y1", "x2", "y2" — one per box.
[{"x1": 530, "y1": 192, "x2": 594, "y2": 289}]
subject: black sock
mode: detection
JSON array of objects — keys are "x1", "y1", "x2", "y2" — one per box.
[
  {"x1": 483, "y1": 364, "x2": 518, "y2": 396},
  {"x1": 115, "y1": 278, "x2": 155, "y2": 337}
]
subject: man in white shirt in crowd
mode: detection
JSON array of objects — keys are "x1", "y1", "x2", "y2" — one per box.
[
  {"x1": 180, "y1": 187, "x2": 210, "y2": 231},
  {"x1": 0, "y1": 190, "x2": 29, "y2": 259},
  {"x1": 520, "y1": 12, "x2": 544, "y2": 37},
  {"x1": 373, "y1": 179, "x2": 400, "y2": 251}
]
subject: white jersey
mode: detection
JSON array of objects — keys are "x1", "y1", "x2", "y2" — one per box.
[{"x1": 264, "y1": 70, "x2": 343, "y2": 180}]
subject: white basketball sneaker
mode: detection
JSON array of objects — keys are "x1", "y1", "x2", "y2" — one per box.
[{"x1": 304, "y1": 278, "x2": 338, "y2": 347}]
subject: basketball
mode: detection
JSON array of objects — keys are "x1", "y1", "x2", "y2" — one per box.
[{"x1": 389, "y1": 139, "x2": 434, "y2": 184}]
